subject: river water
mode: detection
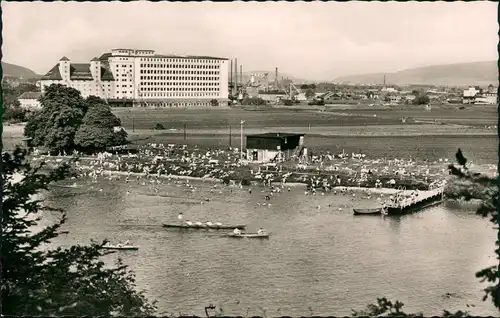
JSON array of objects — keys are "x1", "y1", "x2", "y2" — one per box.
[{"x1": 43, "y1": 177, "x2": 498, "y2": 317}]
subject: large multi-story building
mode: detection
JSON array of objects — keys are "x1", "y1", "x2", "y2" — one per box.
[{"x1": 40, "y1": 48, "x2": 230, "y2": 107}]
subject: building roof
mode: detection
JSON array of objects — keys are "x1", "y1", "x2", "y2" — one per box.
[
  {"x1": 41, "y1": 64, "x2": 63, "y2": 80},
  {"x1": 99, "y1": 53, "x2": 112, "y2": 60},
  {"x1": 70, "y1": 63, "x2": 94, "y2": 80},
  {"x1": 18, "y1": 91, "x2": 42, "y2": 100},
  {"x1": 247, "y1": 132, "x2": 304, "y2": 138},
  {"x1": 60, "y1": 56, "x2": 70, "y2": 61},
  {"x1": 41, "y1": 62, "x2": 114, "y2": 81},
  {"x1": 91, "y1": 57, "x2": 100, "y2": 61},
  {"x1": 154, "y1": 54, "x2": 228, "y2": 60}
]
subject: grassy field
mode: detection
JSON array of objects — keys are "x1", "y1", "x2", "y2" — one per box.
[
  {"x1": 4, "y1": 105, "x2": 497, "y2": 164},
  {"x1": 113, "y1": 105, "x2": 498, "y2": 131},
  {"x1": 112, "y1": 107, "x2": 410, "y2": 131},
  {"x1": 324, "y1": 104, "x2": 498, "y2": 127}
]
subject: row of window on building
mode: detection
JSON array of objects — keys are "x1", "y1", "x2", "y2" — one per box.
[
  {"x1": 140, "y1": 63, "x2": 219, "y2": 69},
  {"x1": 140, "y1": 79, "x2": 220, "y2": 86},
  {"x1": 139, "y1": 58, "x2": 220, "y2": 64},
  {"x1": 140, "y1": 87, "x2": 219, "y2": 92},
  {"x1": 140, "y1": 69, "x2": 218, "y2": 75},
  {"x1": 138, "y1": 92, "x2": 219, "y2": 98},
  {"x1": 139, "y1": 76, "x2": 219, "y2": 81}
]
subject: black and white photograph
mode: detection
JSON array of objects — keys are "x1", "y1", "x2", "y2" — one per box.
[{"x1": 2, "y1": 1, "x2": 499, "y2": 317}]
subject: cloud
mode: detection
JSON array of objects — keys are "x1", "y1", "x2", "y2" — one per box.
[{"x1": 2, "y1": 1, "x2": 497, "y2": 80}]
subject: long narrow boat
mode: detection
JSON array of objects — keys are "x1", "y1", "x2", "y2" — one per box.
[
  {"x1": 226, "y1": 233, "x2": 270, "y2": 238},
  {"x1": 102, "y1": 244, "x2": 139, "y2": 250},
  {"x1": 353, "y1": 208, "x2": 383, "y2": 215},
  {"x1": 162, "y1": 223, "x2": 246, "y2": 230}
]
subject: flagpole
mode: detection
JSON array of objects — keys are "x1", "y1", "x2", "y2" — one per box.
[{"x1": 240, "y1": 120, "x2": 245, "y2": 160}]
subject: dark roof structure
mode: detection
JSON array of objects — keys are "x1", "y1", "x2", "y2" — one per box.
[
  {"x1": 18, "y1": 91, "x2": 43, "y2": 100},
  {"x1": 247, "y1": 133, "x2": 304, "y2": 138},
  {"x1": 41, "y1": 63, "x2": 114, "y2": 81},
  {"x1": 99, "y1": 53, "x2": 112, "y2": 60},
  {"x1": 246, "y1": 132, "x2": 304, "y2": 151},
  {"x1": 70, "y1": 63, "x2": 94, "y2": 80},
  {"x1": 41, "y1": 64, "x2": 63, "y2": 80},
  {"x1": 60, "y1": 56, "x2": 70, "y2": 61}
]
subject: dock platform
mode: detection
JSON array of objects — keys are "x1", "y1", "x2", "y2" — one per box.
[{"x1": 385, "y1": 188, "x2": 444, "y2": 215}]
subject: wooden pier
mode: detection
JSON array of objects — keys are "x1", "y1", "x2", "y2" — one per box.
[{"x1": 385, "y1": 187, "x2": 444, "y2": 215}]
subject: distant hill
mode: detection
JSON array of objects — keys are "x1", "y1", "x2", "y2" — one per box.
[
  {"x1": 334, "y1": 61, "x2": 498, "y2": 86},
  {"x1": 2, "y1": 62, "x2": 40, "y2": 79}
]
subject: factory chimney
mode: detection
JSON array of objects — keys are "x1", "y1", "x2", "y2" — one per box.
[
  {"x1": 235, "y1": 58, "x2": 238, "y2": 94},
  {"x1": 275, "y1": 67, "x2": 278, "y2": 89},
  {"x1": 230, "y1": 59, "x2": 233, "y2": 95},
  {"x1": 240, "y1": 65, "x2": 243, "y2": 90}
]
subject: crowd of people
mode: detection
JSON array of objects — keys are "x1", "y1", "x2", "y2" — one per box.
[{"x1": 31, "y1": 142, "x2": 485, "y2": 192}]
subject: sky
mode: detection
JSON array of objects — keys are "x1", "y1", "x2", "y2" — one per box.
[{"x1": 2, "y1": 1, "x2": 498, "y2": 80}]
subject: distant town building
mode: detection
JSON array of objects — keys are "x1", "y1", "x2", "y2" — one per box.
[
  {"x1": 462, "y1": 86, "x2": 481, "y2": 104},
  {"x1": 18, "y1": 92, "x2": 42, "y2": 110},
  {"x1": 39, "y1": 48, "x2": 230, "y2": 107},
  {"x1": 380, "y1": 87, "x2": 397, "y2": 93},
  {"x1": 257, "y1": 91, "x2": 287, "y2": 103},
  {"x1": 463, "y1": 86, "x2": 497, "y2": 105},
  {"x1": 404, "y1": 94, "x2": 416, "y2": 103}
]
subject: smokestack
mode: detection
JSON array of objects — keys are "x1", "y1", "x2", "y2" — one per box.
[
  {"x1": 235, "y1": 58, "x2": 238, "y2": 94},
  {"x1": 275, "y1": 67, "x2": 278, "y2": 89},
  {"x1": 240, "y1": 65, "x2": 243, "y2": 90},
  {"x1": 230, "y1": 59, "x2": 233, "y2": 94},
  {"x1": 383, "y1": 74, "x2": 386, "y2": 86}
]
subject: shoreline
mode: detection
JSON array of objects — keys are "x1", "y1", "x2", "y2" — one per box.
[{"x1": 76, "y1": 167, "x2": 416, "y2": 194}]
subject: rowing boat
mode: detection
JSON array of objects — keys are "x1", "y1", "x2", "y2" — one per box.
[
  {"x1": 226, "y1": 233, "x2": 270, "y2": 238},
  {"x1": 353, "y1": 208, "x2": 383, "y2": 215},
  {"x1": 102, "y1": 244, "x2": 139, "y2": 250},
  {"x1": 162, "y1": 223, "x2": 246, "y2": 230}
]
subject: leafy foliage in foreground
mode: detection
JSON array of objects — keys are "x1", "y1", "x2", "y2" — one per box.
[
  {"x1": 1, "y1": 148, "x2": 156, "y2": 316},
  {"x1": 352, "y1": 148, "x2": 499, "y2": 317}
]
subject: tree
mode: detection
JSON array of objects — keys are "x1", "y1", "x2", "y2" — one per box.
[
  {"x1": 24, "y1": 84, "x2": 87, "y2": 153},
  {"x1": 305, "y1": 88, "x2": 315, "y2": 99},
  {"x1": 210, "y1": 99, "x2": 219, "y2": 107},
  {"x1": 413, "y1": 95, "x2": 430, "y2": 105},
  {"x1": 154, "y1": 123, "x2": 166, "y2": 130},
  {"x1": 74, "y1": 96, "x2": 127, "y2": 152},
  {"x1": 1, "y1": 148, "x2": 157, "y2": 316},
  {"x1": 353, "y1": 149, "x2": 499, "y2": 317},
  {"x1": 4, "y1": 100, "x2": 28, "y2": 122}
]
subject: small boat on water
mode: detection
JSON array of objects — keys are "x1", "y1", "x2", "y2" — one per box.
[
  {"x1": 226, "y1": 233, "x2": 270, "y2": 239},
  {"x1": 353, "y1": 207, "x2": 383, "y2": 215},
  {"x1": 163, "y1": 223, "x2": 246, "y2": 230},
  {"x1": 102, "y1": 243, "x2": 139, "y2": 250}
]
